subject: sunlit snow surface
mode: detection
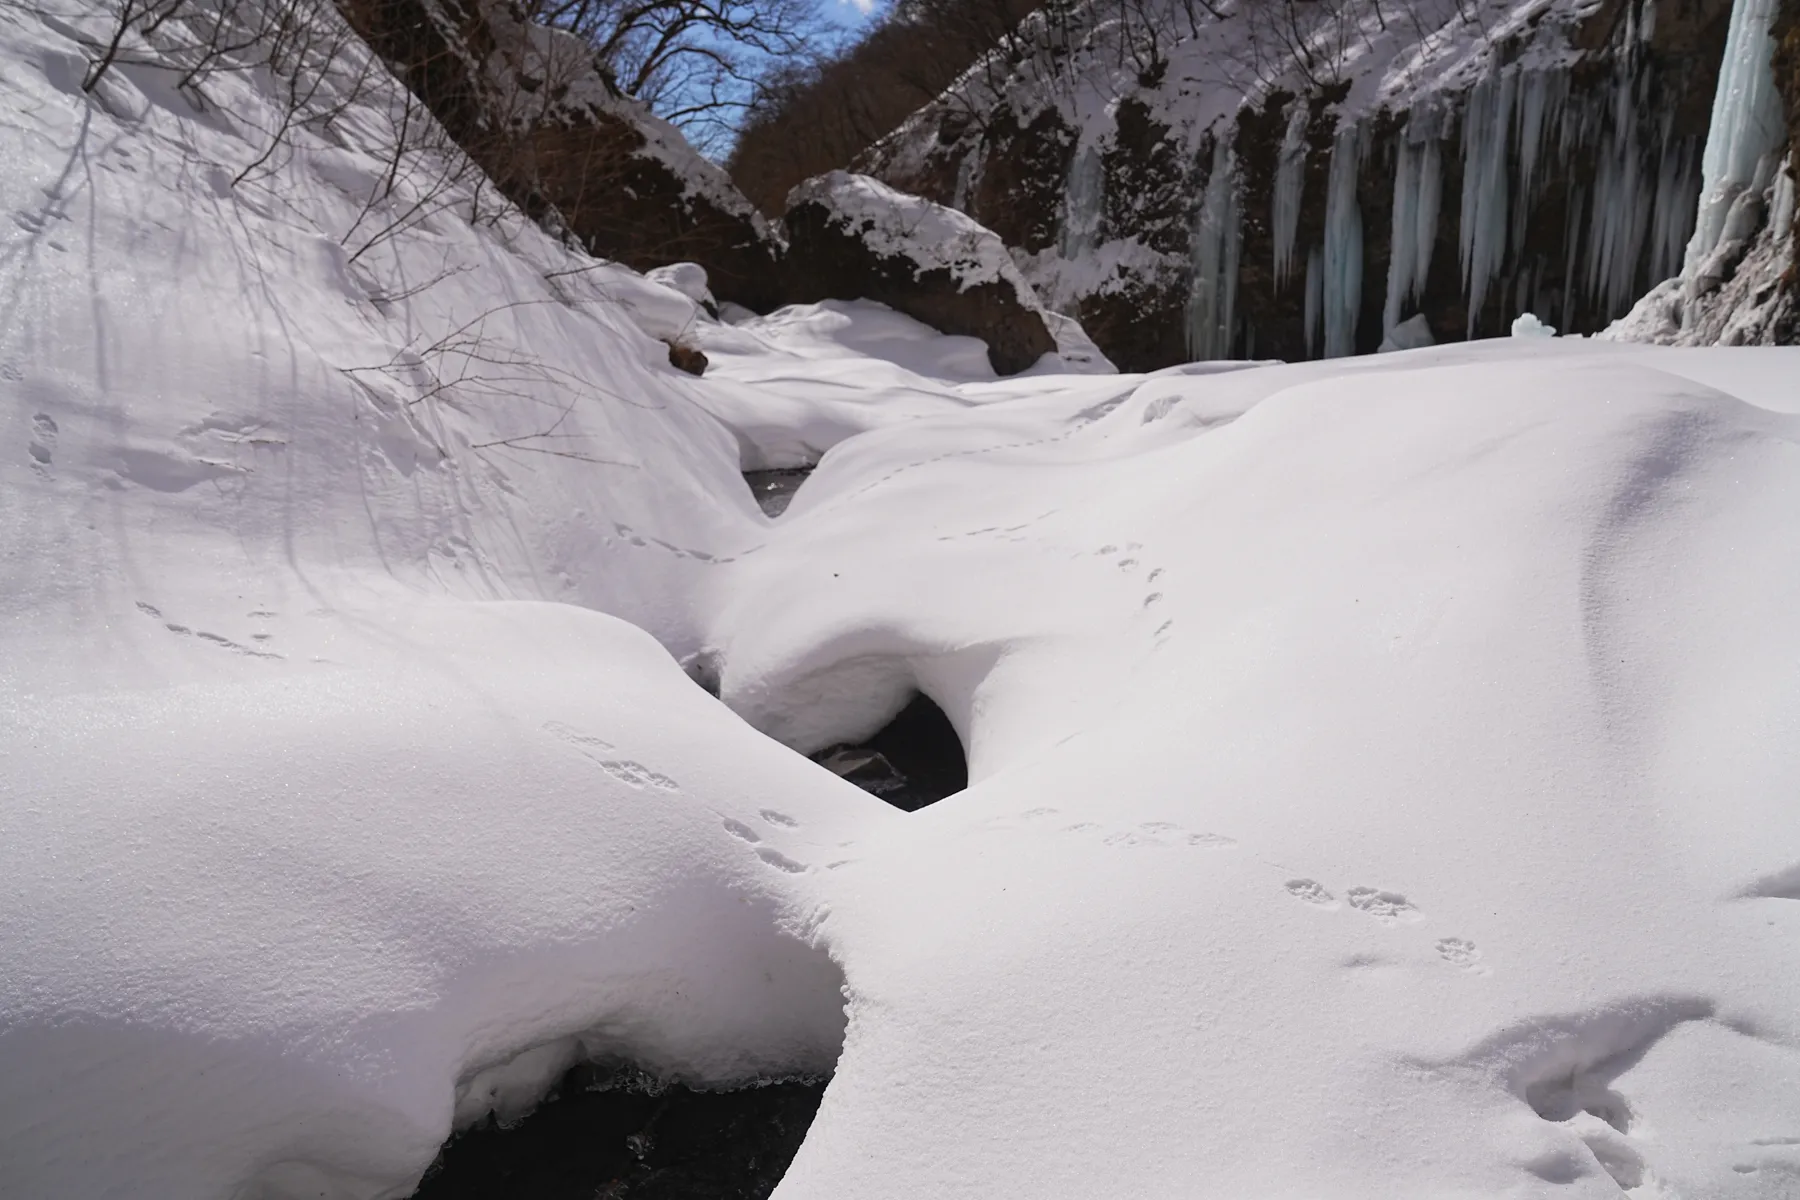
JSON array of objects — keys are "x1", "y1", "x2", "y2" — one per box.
[{"x1": 3, "y1": 4, "x2": 1800, "y2": 1200}]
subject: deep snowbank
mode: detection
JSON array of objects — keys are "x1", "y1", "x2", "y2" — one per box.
[
  {"x1": 0, "y1": 4, "x2": 889, "y2": 1197},
  {"x1": 705, "y1": 339, "x2": 1800, "y2": 1199}
]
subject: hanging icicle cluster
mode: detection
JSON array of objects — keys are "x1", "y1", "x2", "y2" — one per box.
[
  {"x1": 1167, "y1": 0, "x2": 1709, "y2": 362},
  {"x1": 1384, "y1": 110, "x2": 1444, "y2": 337},
  {"x1": 1185, "y1": 137, "x2": 1241, "y2": 361}
]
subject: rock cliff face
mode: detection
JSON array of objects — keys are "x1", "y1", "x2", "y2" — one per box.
[
  {"x1": 341, "y1": 0, "x2": 788, "y2": 310},
  {"x1": 861, "y1": 0, "x2": 1793, "y2": 368}
]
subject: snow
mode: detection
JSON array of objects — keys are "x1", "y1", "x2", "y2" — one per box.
[
  {"x1": 4, "y1": 2, "x2": 1800, "y2": 1199},
  {"x1": 712, "y1": 338, "x2": 1800, "y2": 1200},
  {"x1": 1511, "y1": 311, "x2": 1558, "y2": 336},
  {"x1": 645, "y1": 261, "x2": 716, "y2": 309}
]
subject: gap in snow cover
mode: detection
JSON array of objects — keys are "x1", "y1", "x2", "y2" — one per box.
[
  {"x1": 409, "y1": 1064, "x2": 826, "y2": 1200},
  {"x1": 812, "y1": 692, "x2": 970, "y2": 812}
]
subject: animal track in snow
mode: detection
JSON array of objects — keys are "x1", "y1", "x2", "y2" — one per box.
[
  {"x1": 137, "y1": 601, "x2": 282, "y2": 659},
  {"x1": 1741, "y1": 862, "x2": 1800, "y2": 900},
  {"x1": 1346, "y1": 887, "x2": 1424, "y2": 924},
  {"x1": 1051, "y1": 817, "x2": 1233, "y2": 849},
  {"x1": 759, "y1": 809, "x2": 799, "y2": 828},
  {"x1": 595, "y1": 759, "x2": 679, "y2": 791},
  {"x1": 1284, "y1": 879, "x2": 1338, "y2": 908},
  {"x1": 28, "y1": 413, "x2": 57, "y2": 466},
  {"x1": 1435, "y1": 937, "x2": 1487, "y2": 973},
  {"x1": 755, "y1": 847, "x2": 807, "y2": 874},
  {"x1": 721, "y1": 819, "x2": 761, "y2": 843},
  {"x1": 543, "y1": 721, "x2": 616, "y2": 755},
  {"x1": 542, "y1": 722, "x2": 677, "y2": 790}
]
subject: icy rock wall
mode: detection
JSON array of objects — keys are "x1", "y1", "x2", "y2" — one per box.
[
  {"x1": 1216, "y1": 4, "x2": 1710, "y2": 359},
  {"x1": 860, "y1": 0, "x2": 1735, "y2": 367},
  {"x1": 1602, "y1": 0, "x2": 1797, "y2": 344}
]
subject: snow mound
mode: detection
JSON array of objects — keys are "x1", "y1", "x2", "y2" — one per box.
[
  {"x1": 0, "y1": 4, "x2": 901, "y2": 1194},
  {"x1": 2, "y1": 601, "x2": 879, "y2": 1200},
  {"x1": 703, "y1": 338, "x2": 1800, "y2": 1200}
]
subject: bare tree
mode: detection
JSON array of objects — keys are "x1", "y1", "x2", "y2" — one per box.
[{"x1": 520, "y1": 0, "x2": 828, "y2": 153}]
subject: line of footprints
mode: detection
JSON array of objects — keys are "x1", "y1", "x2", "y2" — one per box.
[
  {"x1": 1284, "y1": 876, "x2": 1488, "y2": 974},
  {"x1": 544, "y1": 719, "x2": 1485, "y2": 976}
]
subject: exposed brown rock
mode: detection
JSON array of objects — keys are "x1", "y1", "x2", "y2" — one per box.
[
  {"x1": 338, "y1": 0, "x2": 786, "y2": 311},
  {"x1": 664, "y1": 339, "x2": 709, "y2": 375}
]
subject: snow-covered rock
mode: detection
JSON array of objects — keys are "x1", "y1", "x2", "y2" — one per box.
[
  {"x1": 782, "y1": 171, "x2": 1111, "y2": 375},
  {"x1": 345, "y1": 0, "x2": 787, "y2": 309}
]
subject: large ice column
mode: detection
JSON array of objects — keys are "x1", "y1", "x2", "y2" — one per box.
[
  {"x1": 1383, "y1": 118, "x2": 1442, "y2": 335},
  {"x1": 1186, "y1": 135, "x2": 1241, "y2": 360},
  {"x1": 1305, "y1": 247, "x2": 1324, "y2": 356},
  {"x1": 1459, "y1": 70, "x2": 1515, "y2": 336},
  {"x1": 1685, "y1": 0, "x2": 1787, "y2": 266},
  {"x1": 1060, "y1": 140, "x2": 1106, "y2": 263},
  {"x1": 1271, "y1": 102, "x2": 1310, "y2": 285},
  {"x1": 1321, "y1": 124, "x2": 1364, "y2": 358}
]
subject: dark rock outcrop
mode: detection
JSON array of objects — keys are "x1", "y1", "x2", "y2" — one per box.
[
  {"x1": 782, "y1": 171, "x2": 1057, "y2": 375},
  {"x1": 340, "y1": 0, "x2": 786, "y2": 310}
]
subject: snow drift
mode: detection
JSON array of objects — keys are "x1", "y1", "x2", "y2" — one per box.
[{"x1": 2, "y1": 1, "x2": 1799, "y2": 1199}]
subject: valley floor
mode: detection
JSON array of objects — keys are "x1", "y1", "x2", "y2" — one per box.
[{"x1": 2, "y1": 4, "x2": 1800, "y2": 1199}]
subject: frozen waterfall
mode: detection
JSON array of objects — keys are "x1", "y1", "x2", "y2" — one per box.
[{"x1": 1684, "y1": 0, "x2": 1787, "y2": 266}]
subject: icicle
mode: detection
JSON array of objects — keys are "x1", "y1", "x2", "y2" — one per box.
[
  {"x1": 1771, "y1": 155, "x2": 1797, "y2": 240},
  {"x1": 1185, "y1": 135, "x2": 1241, "y2": 361},
  {"x1": 1320, "y1": 124, "x2": 1364, "y2": 358},
  {"x1": 1459, "y1": 71, "x2": 1516, "y2": 336},
  {"x1": 1415, "y1": 137, "x2": 1441, "y2": 303},
  {"x1": 953, "y1": 150, "x2": 982, "y2": 215},
  {"x1": 1686, "y1": 0, "x2": 1786, "y2": 266},
  {"x1": 1060, "y1": 141, "x2": 1105, "y2": 263},
  {"x1": 1271, "y1": 102, "x2": 1310, "y2": 285},
  {"x1": 1385, "y1": 140, "x2": 1418, "y2": 336},
  {"x1": 1383, "y1": 120, "x2": 1442, "y2": 335},
  {"x1": 1304, "y1": 247, "x2": 1323, "y2": 357}
]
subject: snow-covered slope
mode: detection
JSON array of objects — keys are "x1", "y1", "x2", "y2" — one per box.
[
  {"x1": 708, "y1": 337, "x2": 1800, "y2": 1200},
  {"x1": 0, "y1": 5, "x2": 884, "y2": 1195},
  {"x1": 4, "y1": 1, "x2": 1799, "y2": 1199}
]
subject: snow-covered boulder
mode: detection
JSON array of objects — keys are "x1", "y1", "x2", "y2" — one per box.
[{"x1": 782, "y1": 171, "x2": 1061, "y2": 375}]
